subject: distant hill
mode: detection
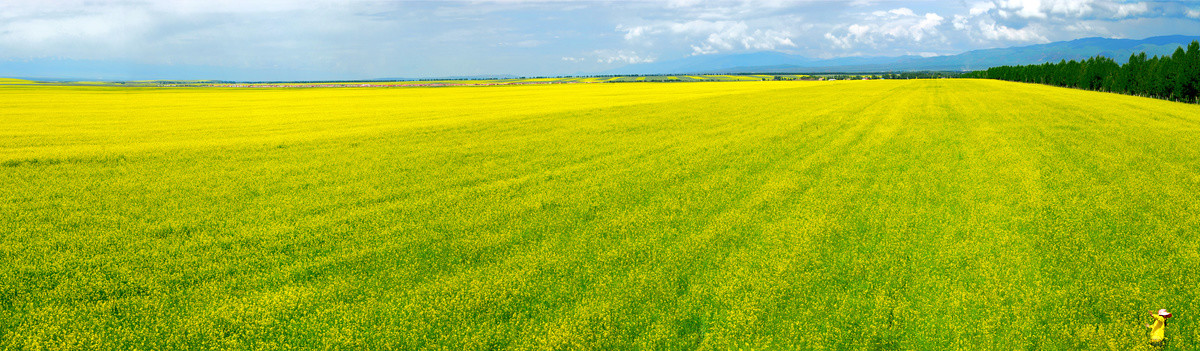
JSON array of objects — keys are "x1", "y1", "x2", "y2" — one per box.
[{"x1": 604, "y1": 35, "x2": 1200, "y2": 74}]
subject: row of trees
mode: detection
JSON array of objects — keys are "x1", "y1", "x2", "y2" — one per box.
[{"x1": 963, "y1": 41, "x2": 1200, "y2": 103}]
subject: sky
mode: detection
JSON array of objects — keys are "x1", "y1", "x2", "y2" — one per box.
[{"x1": 0, "y1": 0, "x2": 1197, "y2": 80}]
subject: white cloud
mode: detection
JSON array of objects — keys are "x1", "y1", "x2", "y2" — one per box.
[
  {"x1": 953, "y1": 14, "x2": 971, "y2": 30},
  {"x1": 824, "y1": 32, "x2": 850, "y2": 49},
  {"x1": 978, "y1": 20, "x2": 1048, "y2": 42},
  {"x1": 1, "y1": 0, "x2": 345, "y2": 17},
  {"x1": 825, "y1": 8, "x2": 945, "y2": 49},
  {"x1": 1063, "y1": 21, "x2": 1106, "y2": 35},
  {"x1": 980, "y1": 0, "x2": 1156, "y2": 20},
  {"x1": 993, "y1": 0, "x2": 1096, "y2": 19},
  {"x1": 919, "y1": 13, "x2": 946, "y2": 32},
  {"x1": 619, "y1": 25, "x2": 654, "y2": 40},
  {"x1": 593, "y1": 50, "x2": 655, "y2": 64},
  {"x1": 945, "y1": 0, "x2": 1180, "y2": 46},
  {"x1": 849, "y1": 24, "x2": 871, "y2": 36},
  {"x1": 969, "y1": 2, "x2": 997, "y2": 16},
  {"x1": 889, "y1": 8, "x2": 917, "y2": 17},
  {"x1": 690, "y1": 44, "x2": 720, "y2": 55},
  {"x1": 618, "y1": 20, "x2": 796, "y2": 55},
  {"x1": 0, "y1": 0, "x2": 382, "y2": 64},
  {"x1": 0, "y1": 5, "x2": 160, "y2": 59},
  {"x1": 686, "y1": 22, "x2": 796, "y2": 55},
  {"x1": 1112, "y1": 3, "x2": 1148, "y2": 18}
]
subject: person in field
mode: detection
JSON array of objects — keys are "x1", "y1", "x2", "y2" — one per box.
[{"x1": 1147, "y1": 309, "x2": 1173, "y2": 345}]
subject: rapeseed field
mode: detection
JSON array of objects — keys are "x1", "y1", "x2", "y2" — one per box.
[{"x1": 2, "y1": 80, "x2": 1198, "y2": 349}]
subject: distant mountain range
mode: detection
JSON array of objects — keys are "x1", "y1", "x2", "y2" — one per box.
[{"x1": 603, "y1": 35, "x2": 1200, "y2": 75}]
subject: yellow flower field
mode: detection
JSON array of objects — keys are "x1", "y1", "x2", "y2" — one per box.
[{"x1": 2, "y1": 79, "x2": 1198, "y2": 349}]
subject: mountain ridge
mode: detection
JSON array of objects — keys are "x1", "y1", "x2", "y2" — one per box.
[{"x1": 603, "y1": 35, "x2": 1200, "y2": 74}]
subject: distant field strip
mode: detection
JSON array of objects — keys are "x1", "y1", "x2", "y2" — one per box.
[
  {"x1": 0, "y1": 82, "x2": 796, "y2": 160},
  {"x1": 0, "y1": 78, "x2": 38, "y2": 85},
  {"x1": 201, "y1": 75, "x2": 793, "y2": 88},
  {"x1": 2, "y1": 80, "x2": 1199, "y2": 349}
]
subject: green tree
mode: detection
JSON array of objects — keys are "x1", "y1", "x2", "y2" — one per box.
[
  {"x1": 1183, "y1": 41, "x2": 1200, "y2": 102},
  {"x1": 961, "y1": 41, "x2": 1200, "y2": 103}
]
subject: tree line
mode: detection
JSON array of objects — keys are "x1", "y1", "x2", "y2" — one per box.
[{"x1": 963, "y1": 41, "x2": 1200, "y2": 103}]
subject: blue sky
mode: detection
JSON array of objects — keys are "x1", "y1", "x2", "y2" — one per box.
[{"x1": 1, "y1": 0, "x2": 1197, "y2": 80}]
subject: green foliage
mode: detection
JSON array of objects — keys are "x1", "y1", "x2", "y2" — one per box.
[{"x1": 963, "y1": 41, "x2": 1200, "y2": 102}]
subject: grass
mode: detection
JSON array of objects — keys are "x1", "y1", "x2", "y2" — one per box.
[{"x1": 2, "y1": 79, "x2": 1199, "y2": 349}]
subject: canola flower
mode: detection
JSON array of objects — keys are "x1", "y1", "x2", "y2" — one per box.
[{"x1": 1, "y1": 79, "x2": 1198, "y2": 349}]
